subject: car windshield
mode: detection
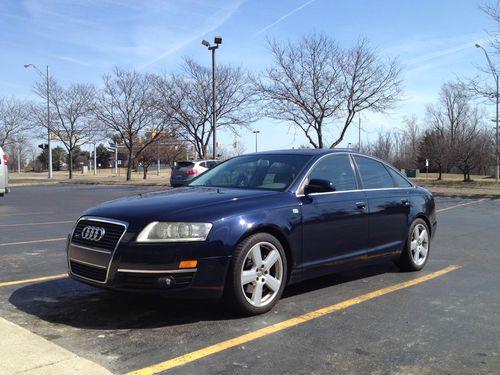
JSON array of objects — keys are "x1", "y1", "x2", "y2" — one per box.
[{"x1": 189, "y1": 154, "x2": 312, "y2": 191}]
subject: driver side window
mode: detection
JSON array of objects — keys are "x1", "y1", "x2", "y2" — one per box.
[{"x1": 308, "y1": 154, "x2": 357, "y2": 192}]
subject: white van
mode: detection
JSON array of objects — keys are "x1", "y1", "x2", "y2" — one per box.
[{"x1": 0, "y1": 147, "x2": 9, "y2": 197}]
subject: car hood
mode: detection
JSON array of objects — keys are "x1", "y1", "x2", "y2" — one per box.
[{"x1": 83, "y1": 187, "x2": 282, "y2": 225}]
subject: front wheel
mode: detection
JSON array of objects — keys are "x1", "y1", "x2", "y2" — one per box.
[
  {"x1": 225, "y1": 233, "x2": 287, "y2": 315},
  {"x1": 396, "y1": 218, "x2": 430, "y2": 271}
]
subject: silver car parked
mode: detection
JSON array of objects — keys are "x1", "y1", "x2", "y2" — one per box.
[
  {"x1": 170, "y1": 160, "x2": 219, "y2": 187},
  {"x1": 0, "y1": 147, "x2": 9, "y2": 197}
]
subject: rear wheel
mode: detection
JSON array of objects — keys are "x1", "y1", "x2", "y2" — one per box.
[
  {"x1": 226, "y1": 233, "x2": 287, "y2": 315},
  {"x1": 396, "y1": 218, "x2": 430, "y2": 271}
]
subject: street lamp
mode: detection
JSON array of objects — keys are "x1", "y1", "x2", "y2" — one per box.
[
  {"x1": 253, "y1": 130, "x2": 260, "y2": 152},
  {"x1": 201, "y1": 36, "x2": 222, "y2": 160},
  {"x1": 475, "y1": 43, "x2": 499, "y2": 182},
  {"x1": 24, "y1": 64, "x2": 53, "y2": 179}
]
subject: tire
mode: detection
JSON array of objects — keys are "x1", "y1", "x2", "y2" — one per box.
[
  {"x1": 396, "y1": 218, "x2": 430, "y2": 271},
  {"x1": 225, "y1": 233, "x2": 287, "y2": 315}
]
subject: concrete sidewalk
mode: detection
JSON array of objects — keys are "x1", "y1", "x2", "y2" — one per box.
[{"x1": 0, "y1": 317, "x2": 112, "y2": 375}]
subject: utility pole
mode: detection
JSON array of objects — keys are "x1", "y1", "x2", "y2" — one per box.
[
  {"x1": 157, "y1": 139, "x2": 161, "y2": 176},
  {"x1": 358, "y1": 115, "x2": 361, "y2": 152},
  {"x1": 24, "y1": 64, "x2": 52, "y2": 178},
  {"x1": 93, "y1": 143, "x2": 97, "y2": 175},
  {"x1": 202, "y1": 36, "x2": 222, "y2": 160},
  {"x1": 476, "y1": 43, "x2": 499, "y2": 182},
  {"x1": 17, "y1": 145, "x2": 21, "y2": 174},
  {"x1": 253, "y1": 130, "x2": 260, "y2": 152}
]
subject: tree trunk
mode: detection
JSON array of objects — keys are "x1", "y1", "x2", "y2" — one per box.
[
  {"x1": 69, "y1": 150, "x2": 73, "y2": 179},
  {"x1": 143, "y1": 166, "x2": 148, "y2": 180},
  {"x1": 437, "y1": 165, "x2": 442, "y2": 180},
  {"x1": 126, "y1": 153, "x2": 133, "y2": 181}
]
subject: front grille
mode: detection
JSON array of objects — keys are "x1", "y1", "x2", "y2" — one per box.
[
  {"x1": 70, "y1": 260, "x2": 107, "y2": 282},
  {"x1": 115, "y1": 272, "x2": 195, "y2": 289},
  {"x1": 71, "y1": 219, "x2": 126, "y2": 251}
]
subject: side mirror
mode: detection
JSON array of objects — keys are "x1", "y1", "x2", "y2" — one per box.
[{"x1": 304, "y1": 179, "x2": 336, "y2": 195}]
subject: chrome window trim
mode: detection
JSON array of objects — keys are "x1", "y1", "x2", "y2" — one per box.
[
  {"x1": 295, "y1": 152, "x2": 356, "y2": 197},
  {"x1": 295, "y1": 152, "x2": 416, "y2": 197},
  {"x1": 117, "y1": 268, "x2": 197, "y2": 274},
  {"x1": 68, "y1": 216, "x2": 129, "y2": 284}
]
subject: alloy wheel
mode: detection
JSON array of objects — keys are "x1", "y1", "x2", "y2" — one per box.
[
  {"x1": 240, "y1": 241, "x2": 284, "y2": 307},
  {"x1": 410, "y1": 223, "x2": 429, "y2": 266}
]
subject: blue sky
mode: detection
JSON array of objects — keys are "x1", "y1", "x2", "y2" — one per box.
[{"x1": 0, "y1": 0, "x2": 495, "y2": 152}]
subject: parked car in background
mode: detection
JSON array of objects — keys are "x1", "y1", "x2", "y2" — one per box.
[
  {"x1": 0, "y1": 147, "x2": 9, "y2": 197},
  {"x1": 170, "y1": 160, "x2": 219, "y2": 187},
  {"x1": 67, "y1": 150, "x2": 436, "y2": 315}
]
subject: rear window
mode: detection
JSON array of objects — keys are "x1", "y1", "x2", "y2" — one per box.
[
  {"x1": 354, "y1": 156, "x2": 395, "y2": 189},
  {"x1": 175, "y1": 162, "x2": 194, "y2": 169},
  {"x1": 387, "y1": 168, "x2": 413, "y2": 187}
]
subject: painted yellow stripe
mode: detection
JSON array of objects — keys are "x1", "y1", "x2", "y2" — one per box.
[
  {"x1": 436, "y1": 198, "x2": 486, "y2": 213},
  {"x1": 0, "y1": 220, "x2": 74, "y2": 228},
  {"x1": 0, "y1": 237, "x2": 66, "y2": 247},
  {"x1": 126, "y1": 265, "x2": 461, "y2": 375},
  {"x1": 0, "y1": 273, "x2": 67, "y2": 287}
]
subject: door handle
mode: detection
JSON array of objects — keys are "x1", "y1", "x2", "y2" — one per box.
[
  {"x1": 356, "y1": 201, "x2": 366, "y2": 209},
  {"x1": 401, "y1": 198, "x2": 410, "y2": 205}
]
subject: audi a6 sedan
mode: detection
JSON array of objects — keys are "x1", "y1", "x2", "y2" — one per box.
[{"x1": 67, "y1": 150, "x2": 436, "y2": 315}]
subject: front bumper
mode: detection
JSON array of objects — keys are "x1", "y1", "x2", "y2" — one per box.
[{"x1": 67, "y1": 239, "x2": 231, "y2": 299}]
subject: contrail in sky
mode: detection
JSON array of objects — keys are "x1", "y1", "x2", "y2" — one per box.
[{"x1": 256, "y1": 0, "x2": 317, "y2": 35}]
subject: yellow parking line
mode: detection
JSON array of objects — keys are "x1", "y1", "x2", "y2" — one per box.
[
  {"x1": 0, "y1": 273, "x2": 67, "y2": 288},
  {"x1": 126, "y1": 265, "x2": 461, "y2": 375},
  {"x1": 0, "y1": 220, "x2": 74, "y2": 228},
  {"x1": 436, "y1": 198, "x2": 486, "y2": 213},
  {"x1": 0, "y1": 237, "x2": 66, "y2": 247}
]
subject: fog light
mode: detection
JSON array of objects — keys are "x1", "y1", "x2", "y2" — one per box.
[
  {"x1": 179, "y1": 260, "x2": 197, "y2": 269},
  {"x1": 159, "y1": 276, "x2": 175, "y2": 287}
]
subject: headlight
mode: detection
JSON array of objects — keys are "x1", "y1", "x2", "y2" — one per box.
[{"x1": 136, "y1": 222, "x2": 213, "y2": 242}]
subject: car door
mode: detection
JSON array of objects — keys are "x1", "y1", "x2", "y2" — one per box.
[
  {"x1": 353, "y1": 156, "x2": 411, "y2": 258},
  {"x1": 299, "y1": 154, "x2": 369, "y2": 273}
]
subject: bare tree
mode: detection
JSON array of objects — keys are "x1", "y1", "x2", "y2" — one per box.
[
  {"x1": 333, "y1": 39, "x2": 402, "y2": 148},
  {"x1": 253, "y1": 34, "x2": 402, "y2": 149},
  {"x1": 34, "y1": 78, "x2": 95, "y2": 178},
  {"x1": 153, "y1": 58, "x2": 255, "y2": 159},
  {"x1": 0, "y1": 97, "x2": 31, "y2": 148},
  {"x1": 425, "y1": 82, "x2": 486, "y2": 181},
  {"x1": 252, "y1": 34, "x2": 343, "y2": 148},
  {"x1": 418, "y1": 129, "x2": 448, "y2": 180},
  {"x1": 94, "y1": 67, "x2": 166, "y2": 180}
]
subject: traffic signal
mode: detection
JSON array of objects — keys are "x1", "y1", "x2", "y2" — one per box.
[{"x1": 38, "y1": 144, "x2": 48, "y2": 150}]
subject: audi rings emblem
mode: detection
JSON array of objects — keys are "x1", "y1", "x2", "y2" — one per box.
[{"x1": 81, "y1": 226, "x2": 106, "y2": 241}]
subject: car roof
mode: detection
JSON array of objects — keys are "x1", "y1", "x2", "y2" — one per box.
[{"x1": 248, "y1": 148, "x2": 359, "y2": 156}]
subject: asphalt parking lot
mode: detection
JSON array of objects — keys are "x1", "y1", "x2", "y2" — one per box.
[{"x1": 0, "y1": 185, "x2": 499, "y2": 375}]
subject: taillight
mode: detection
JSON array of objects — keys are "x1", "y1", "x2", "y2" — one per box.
[
  {"x1": 2, "y1": 154, "x2": 6, "y2": 166},
  {"x1": 186, "y1": 169, "x2": 198, "y2": 175}
]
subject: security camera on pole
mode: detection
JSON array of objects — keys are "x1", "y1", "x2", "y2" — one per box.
[{"x1": 201, "y1": 36, "x2": 222, "y2": 160}]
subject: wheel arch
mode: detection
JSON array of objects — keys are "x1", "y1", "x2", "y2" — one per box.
[
  {"x1": 236, "y1": 225, "x2": 294, "y2": 282},
  {"x1": 413, "y1": 213, "x2": 432, "y2": 237}
]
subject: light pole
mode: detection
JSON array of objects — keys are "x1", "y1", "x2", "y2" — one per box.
[
  {"x1": 201, "y1": 36, "x2": 222, "y2": 160},
  {"x1": 475, "y1": 43, "x2": 499, "y2": 182},
  {"x1": 253, "y1": 130, "x2": 260, "y2": 152},
  {"x1": 24, "y1": 64, "x2": 52, "y2": 179}
]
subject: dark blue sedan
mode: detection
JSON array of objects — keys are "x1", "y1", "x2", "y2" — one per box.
[{"x1": 67, "y1": 150, "x2": 436, "y2": 315}]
